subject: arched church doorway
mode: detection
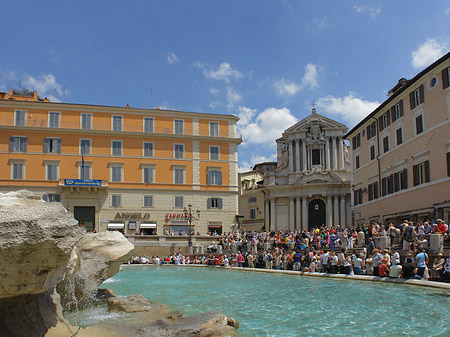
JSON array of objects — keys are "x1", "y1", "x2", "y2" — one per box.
[{"x1": 308, "y1": 199, "x2": 326, "y2": 229}]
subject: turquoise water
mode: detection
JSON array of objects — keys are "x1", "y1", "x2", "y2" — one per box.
[{"x1": 98, "y1": 266, "x2": 450, "y2": 336}]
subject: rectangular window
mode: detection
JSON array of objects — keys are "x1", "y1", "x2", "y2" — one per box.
[
  {"x1": 355, "y1": 155, "x2": 360, "y2": 169},
  {"x1": 80, "y1": 139, "x2": 91, "y2": 154},
  {"x1": 143, "y1": 142, "x2": 154, "y2": 157},
  {"x1": 110, "y1": 165, "x2": 122, "y2": 182},
  {"x1": 11, "y1": 162, "x2": 24, "y2": 180},
  {"x1": 174, "y1": 119, "x2": 184, "y2": 135},
  {"x1": 381, "y1": 175, "x2": 394, "y2": 196},
  {"x1": 367, "y1": 122, "x2": 376, "y2": 140},
  {"x1": 442, "y1": 66, "x2": 450, "y2": 89},
  {"x1": 174, "y1": 144, "x2": 184, "y2": 159},
  {"x1": 207, "y1": 198, "x2": 223, "y2": 209},
  {"x1": 413, "y1": 160, "x2": 430, "y2": 186},
  {"x1": 142, "y1": 166, "x2": 154, "y2": 183},
  {"x1": 43, "y1": 193, "x2": 60, "y2": 202},
  {"x1": 207, "y1": 169, "x2": 222, "y2": 185},
  {"x1": 250, "y1": 208, "x2": 256, "y2": 219},
  {"x1": 15, "y1": 110, "x2": 26, "y2": 126},
  {"x1": 394, "y1": 169, "x2": 408, "y2": 192},
  {"x1": 143, "y1": 117, "x2": 154, "y2": 133},
  {"x1": 209, "y1": 122, "x2": 219, "y2": 137},
  {"x1": 174, "y1": 196, "x2": 184, "y2": 208},
  {"x1": 143, "y1": 195, "x2": 153, "y2": 207},
  {"x1": 396, "y1": 128, "x2": 403, "y2": 146},
  {"x1": 370, "y1": 145, "x2": 376, "y2": 161},
  {"x1": 368, "y1": 181, "x2": 379, "y2": 201},
  {"x1": 173, "y1": 167, "x2": 185, "y2": 184},
  {"x1": 48, "y1": 111, "x2": 60, "y2": 128},
  {"x1": 391, "y1": 100, "x2": 404, "y2": 122},
  {"x1": 352, "y1": 134, "x2": 361, "y2": 150},
  {"x1": 378, "y1": 111, "x2": 391, "y2": 131},
  {"x1": 9, "y1": 136, "x2": 27, "y2": 152},
  {"x1": 46, "y1": 163, "x2": 59, "y2": 181},
  {"x1": 81, "y1": 113, "x2": 92, "y2": 130},
  {"x1": 210, "y1": 146, "x2": 219, "y2": 160},
  {"x1": 383, "y1": 136, "x2": 389, "y2": 153},
  {"x1": 415, "y1": 115, "x2": 424, "y2": 135},
  {"x1": 354, "y1": 189, "x2": 363, "y2": 206},
  {"x1": 312, "y1": 149, "x2": 321, "y2": 165},
  {"x1": 112, "y1": 116, "x2": 123, "y2": 131},
  {"x1": 111, "y1": 140, "x2": 122, "y2": 156},
  {"x1": 79, "y1": 164, "x2": 92, "y2": 179},
  {"x1": 249, "y1": 197, "x2": 257, "y2": 203},
  {"x1": 409, "y1": 84, "x2": 424, "y2": 110},
  {"x1": 111, "y1": 195, "x2": 121, "y2": 207},
  {"x1": 44, "y1": 138, "x2": 62, "y2": 153}
]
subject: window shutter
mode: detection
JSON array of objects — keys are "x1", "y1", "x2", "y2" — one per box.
[
  {"x1": 447, "y1": 152, "x2": 450, "y2": 177},
  {"x1": 419, "y1": 84, "x2": 424, "y2": 104},
  {"x1": 44, "y1": 138, "x2": 49, "y2": 153},
  {"x1": 389, "y1": 174, "x2": 394, "y2": 194},
  {"x1": 443, "y1": 68, "x2": 450, "y2": 89},
  {"x1": 374, "y1": 181, "x2": 379, "y2": 199},
  {"x1": 413, "y1": 164, "x2": 419, "y2": 186},
  {"x1": 56, "y1": 139, "x2": 61, "y2": 153},
  {"x1": 207, "y1": 171, "x2": 211, "y2": 185},
  {"x1": 386, "y1": 111, "x2": 391, "y2": 125},
  {"x1": 207, "y1": 198, "x2": 212, "y2": 209},
  {"x1": 381, "y1": 178, "x2": 386, "y2": 196},
  {"x1": 390, "y1": 107, "x2": 395, "y2": 121},
  {"x1": 218, "y1": 171, "x2": 222, "y2": 185},
  {"x1": 403, "y1": 169, "x2": 408, "y2": 189},
  {"x1": 9, "y1": 137, "x2": 14, "y2": 151},
  {"x1": 399, "y1": 100, "x2": 404, "y2": 117},
  {"x1": 393, "y1": 172, "x2": 399, "y2": 192},
  {"x1": 378, "y1": 116, "x2": 383, "y2": 131},
  {"x1": 409, "y1": 92, "x2": 415, "y2": 110},
  {"x1": 424, "y1": 160, "x2": 430, "y2": 183},
  {"x1": 218, "y1": 198, "x2": 223, "y2": 209}
]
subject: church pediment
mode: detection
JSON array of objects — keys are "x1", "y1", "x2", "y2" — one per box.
[
  {"x1": 284, "y1": 109, "x2": 347, "y2": 134},
  {"x1": 294, "y1": 168, "x2": 343, "y2": 185}
]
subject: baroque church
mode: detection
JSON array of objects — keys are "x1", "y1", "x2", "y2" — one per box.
[{"x1": 262, "y1": 107, "x2": 351, "y2": 231}]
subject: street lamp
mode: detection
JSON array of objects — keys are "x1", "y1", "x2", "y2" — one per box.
[{"x1": 183, "y1": 203, "x2": 200, "y2": 254}]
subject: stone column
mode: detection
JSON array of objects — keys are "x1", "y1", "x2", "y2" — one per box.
[
  {"x1": 270, "y1": 198, "x2": 276, "y2": 231},
  {"x1": 295, "y1": 140, "x2": 300, "y2": 172},
  {"x1": 340, "y1": 138, "x2": 345, "y2": 169},
  {"x1": 301, "y1": 197, "x2": 308, "y2": 231},
  {"x1": 265, "y1": 199, "x2": 270, "y2": 231},
  {"x1": 327, "y1": 195, "x2": 333, "y2": 227},
  {"x1": 340, "y1": 195, "x2": 346, "y2": 227},
  {"x1": 289, "y1": 197, "x2": 295, "y2": 231},
  {"x1": 296, "y1": 197, "x2": 301, "y2": 230},
  {"x1": 334, "y1": 136, "x2": 338, "y2": 170},
  {"x1": 333, "y1": 195, "x2": 339, "y2": 228},
  {"x1": 325, "y1": 137, "x2": 330, "y2": 170},
  {"x1": 302, "y1": 140, "x2": 307, "y2": 171},
  {"x1": 288, "y1": 141, "x2": 294, "y2": 173}
]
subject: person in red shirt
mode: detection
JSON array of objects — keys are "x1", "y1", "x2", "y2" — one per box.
[
  {"x1": 378, "y1": 259, "x2": 390, "y2": 277},
  {"x1": 436, "y1": 219, "x2": 447, "y2": 234}
]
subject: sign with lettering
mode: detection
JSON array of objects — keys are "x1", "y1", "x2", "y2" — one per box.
[
  {"x1": 114, "y1": 212, "x2": 150, "y2": 220},
  {"x1": 64, "y1": 179, "x2": 102, "y2": 187},
  {"x1": 165, "y1": 213, "x2": 186, "y2": 222}
]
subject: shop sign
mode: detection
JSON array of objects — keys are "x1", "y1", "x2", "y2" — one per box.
[
  {"x1": 165, "y1": 213, "x2": 186, "y2": 222},
  {"x1": 114, "y1": 212, "x2": 150, "y2": 220},
  {"x1": 64, "y1": 179, "x2": 102, "y2": 186}
]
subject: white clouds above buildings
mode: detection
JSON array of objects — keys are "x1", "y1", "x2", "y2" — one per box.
[
  {"x1": 316, "y1": 93, "x2": 379, "y2": 128},
  {"x1": 411, "y1": 39, "x2": 448, "y2": 69},
  {"x1": 167, "y1": 52, "x2": 178, "y2": 64},
  {"x1": 22, "y1": 74, "x2": 68, "y2": 102},
  {"x1": 194, "y1": 61, "x2": 243, "y2": 83},
  {"x1": 353, "y1": 5, "x2": 381, "y2": 18},
  {"x1": 275, "y1": 63, "x2": 319, "y2": 97},
  {"x1": 239, "y1": 153, "x2": 277, "y2": 173}
]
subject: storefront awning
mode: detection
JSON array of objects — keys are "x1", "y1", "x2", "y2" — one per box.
[
  {"x1": 140, "y1": 223, "x2": 157, "y2": 229},
  {"x1": 107, "y1": 223, "x2": 124, "y2": 229},
  {"x1": 208, "y1": 225, "x2": 222, "y2": 229}
]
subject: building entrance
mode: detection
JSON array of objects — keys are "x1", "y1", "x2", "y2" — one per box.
[
  {"x1": 74, "y1": 206, "x2": 95, "y2": 232},
  {"x1": 308, "y1": 199, "x2": 326, "y2": 229}
]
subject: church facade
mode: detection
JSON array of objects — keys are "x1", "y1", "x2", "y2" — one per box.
[{"x1": 263, "y1": 108, "x2": 351, "y2": 231}]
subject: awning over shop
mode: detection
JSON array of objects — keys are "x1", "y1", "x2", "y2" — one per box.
[
  {"x1": 107, "y1": 223, "x2": 124, "y2": 229},
  {"x1": 208, "y1": 225, "x2": 222, "y2": 229},
  {"x1": 140, "y1": 223, "x2": 157, "y2": 229}
]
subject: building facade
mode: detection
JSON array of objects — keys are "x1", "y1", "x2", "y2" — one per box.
[
  {"x1": 0, "y1": 89, "x2": 242, "y2": 235},
  {"x1": 263, "y1": 108, "x2": 352, "y2": 231},
  {"x1": 345, "y1": 52, "x2": 450, "y2": 225}
]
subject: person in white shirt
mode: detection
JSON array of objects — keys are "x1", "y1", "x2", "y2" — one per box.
[{"x1": 389, "y1": 259, "x2": 402, "y2": 278}]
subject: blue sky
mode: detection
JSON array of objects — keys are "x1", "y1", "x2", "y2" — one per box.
[{"x1": 1, "y1": 1, "x2": 449, "y2": 171}]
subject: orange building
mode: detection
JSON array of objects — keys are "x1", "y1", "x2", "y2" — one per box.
[{"x1": 0, "y1": 89, "x2": 242, "y2": 235}]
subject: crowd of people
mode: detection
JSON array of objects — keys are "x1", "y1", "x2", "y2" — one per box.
[{"x1": 128, "y1": 219, "x2": 450, "y2": 282}]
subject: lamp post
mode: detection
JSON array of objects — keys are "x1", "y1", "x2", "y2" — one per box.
[{"x1": 183, "y1": 203, "x2": 200, "y2": 255}]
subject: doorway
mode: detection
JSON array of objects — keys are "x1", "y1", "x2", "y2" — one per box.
[
  {"x1": 308, "y1": 199, "x2": 326, "y2": 229},
  {"x1": 74, "y1": 206, "x2": 96, "y2": 232}
]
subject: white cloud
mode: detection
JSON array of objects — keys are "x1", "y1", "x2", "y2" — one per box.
[
  {"x1": 167, "y1": 52, "x2": 178, "y2": 64},
  {"x1": 354, "y1": 5, "x2": 381, "y2": 18},
  {"x1": 275, "y1": 63, "x2": 319, "y2": 97},
  {"x1": 209, "y1": 88, "x2": 219, "y2": 94},
  {"x1": 226, "y1": 87, "x2": 242, "y2": 111},
  {"x1": 208, "y1": 101, "x2": 222, "y2": 109},
  {"x1": 239, "y1": 153, "x2": 277, "y2": 173},
  {"x1": 194, "y1": 62, "x2": 243, "y2": 83},
  {"x1": 22, "y1": 73, "x2": 67, "y2": 99},
  {"x1": 238, "y1": 106, "x2": 298, "y2": 146},
  {"x1": 411, "y1": 39, "x2": 447, "y2": 69},
  {"x1": 446, "y1": 8, "x2": 450, "y2": 15},
  {"x1": 316, "y1": 93, "x2": 379, "y2": 128}
]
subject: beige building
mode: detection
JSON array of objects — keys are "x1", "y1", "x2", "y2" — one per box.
[
  {"x1": 345, "y1": 52, "x2": 450, "y2": 225},
  {"x1": 263, "y1": 108, "x2": 352, "y2": 231}
]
